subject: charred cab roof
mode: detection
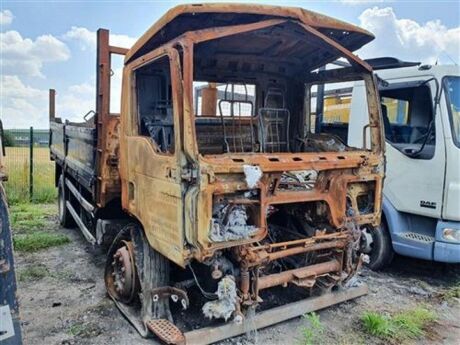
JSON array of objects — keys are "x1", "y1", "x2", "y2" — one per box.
[{"x1": 125, "y1": 3, "x2": 375, "y2": 63}]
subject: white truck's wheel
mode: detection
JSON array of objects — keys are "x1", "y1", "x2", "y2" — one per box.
[{"x1": 361, "y1": 222, "x2": 394, "y2": 270}]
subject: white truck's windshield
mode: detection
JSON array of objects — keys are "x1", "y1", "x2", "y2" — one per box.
[{"x1": 445, "y1": 76, "x2": 460, "y2": 148}]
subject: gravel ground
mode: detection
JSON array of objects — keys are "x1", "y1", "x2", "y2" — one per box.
[{"x1": 14, "y1": 205, "x2": 460, "y2": 345}]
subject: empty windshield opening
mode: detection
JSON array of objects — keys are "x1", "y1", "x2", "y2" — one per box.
[
  {"x1": 193, "y1": 80, "x2": 298, "y2": 154},
  {"x1": 380, "y1": 84, "x2": 434, "y2": 159},
  {"x1": 306, "y1": 78, "x2": 376, "y2": 153},
  {"x1": 190, "y1": 21, "x2": 379, "y2": 155}
]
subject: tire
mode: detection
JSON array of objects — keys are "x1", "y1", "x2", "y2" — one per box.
[
  {"x1": 362, "y1": 221, "x2": 394, "y2": 270},
  {"x1": 58, "y1": 176, "x2": 75, "y2": 228},
  {"x1": 105, "y1": 223, "x2": 171, "y2": 319}
]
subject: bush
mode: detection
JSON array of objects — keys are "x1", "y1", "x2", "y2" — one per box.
[{"x1": 2, "y1": 130, "x2": 15, "y2": 147}]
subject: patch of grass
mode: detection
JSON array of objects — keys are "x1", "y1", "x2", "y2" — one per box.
[
  {"x1": 361, "y1": 306, "x2": 437, "y2": 342},
  {"x1": 439, "y1": 283, "x2": 460, "y2": 301},
  {"x1": 361, "y1": 312, "x2": 394, "y2": 338},
  {"x1": 13, "y1": 231, "x2": 70, "y2": 252},
  {"x1": 10, "y1": 203, "x2": 56, "y2": 232},
  {"x1": 68, "y1": 322, "x2": 102, "y2": 338},
  {"x1": 393, "y1": 307, "x2": 436, "y2": 339},
  {"x1": 4, "y1": 146, "x2": 57, "y2": 205},
  {"x1": 68, "y1": 322, "x2": 87, "y2": 337},
  {"x1": 50, "y1": 269, "x2": 73, "y2": 280},
  {"x1": 18, "y1": 264, "x2": 49, "y2": 282},
  {"x1": 300, "y1": 312, "x2": 324, "y2": 345},
  {"x1": 12, "y1": 218, "x2": 47, "y2": 232}
]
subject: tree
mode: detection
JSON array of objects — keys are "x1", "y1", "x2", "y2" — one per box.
[{"x1": 2, "y1": 130, "x2": 15, "y2": 147}]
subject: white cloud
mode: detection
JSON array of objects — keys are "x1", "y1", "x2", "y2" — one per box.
[
  {"x1": 357, "y1": 6, "x2": 460, "y2": 64},
  {"x1": 63, "y1": 26, "x2": 94, "y2": 51},
  {"x1": 63, "y1": 26, "x2": 136, "y2": 51},
  {"x1": 0, "y1": 30, "x2": 70, "y2": 77},
  {"x1": 68, "y1": 82, "x2": 94, "y2": 95},
  {"x1": 0, "y1": 10, "x2": 13, "y2": 26},
  {"x1": 1, "y1": 76, "x2": 96, "y2": 129},
  {"x1": 341, "y1": 0, "x2": 384, "y2": 4},
  {"x1": 59, "y1": 82, "x2": 95, "y2": 120},
  {"x1": 1, "y1": 75, "x2": 48, "y2": 128}
]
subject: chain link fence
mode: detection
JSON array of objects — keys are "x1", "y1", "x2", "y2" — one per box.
[{"x1": 2, "y1": 128, "x2": 56, "y2": 204}]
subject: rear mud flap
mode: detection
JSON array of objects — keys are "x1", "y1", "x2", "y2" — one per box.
[
  {"x1": 110, "y1": 295, "x2": 186, "y2": 344},
  {"x1": 110, "y1": 297, "x2": 150, "y2": 337}
]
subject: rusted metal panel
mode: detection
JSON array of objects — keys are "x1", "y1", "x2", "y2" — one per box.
[
  {"x1": 95, "y1": 29, "x2": 123, "y2": 207},
  {"x1": 120, "y1": 48, "x2": 187, "y2": 267},
  {"x1": 257, "y1": 259, "x2": 341, "y2": 290},
  {"x1": 62, "y1": 125, "x2": 96, "y2": 191},
  {"x1": 49, "y1": 89, "x2": 56, "y2": 122},
  {"x1": 125, "y1": 4, "x2": 374, "y2": 62}
]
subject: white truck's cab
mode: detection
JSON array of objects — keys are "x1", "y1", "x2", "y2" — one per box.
[{"x1": 347, "y1": 62, "x2": 460, "y2": 268}]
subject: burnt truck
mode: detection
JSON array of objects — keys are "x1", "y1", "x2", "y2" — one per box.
[{"x1": 49, "y1": 4, "x2": 384, "y2": 344}]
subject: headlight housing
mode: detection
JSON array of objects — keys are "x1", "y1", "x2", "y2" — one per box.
[{"x1": 442, "y1": 228, "x2": 460, "y2": 242}]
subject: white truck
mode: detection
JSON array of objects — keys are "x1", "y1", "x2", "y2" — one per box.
[{"x1": 316, "y1": 58, "x2": 460, "y2": 269}]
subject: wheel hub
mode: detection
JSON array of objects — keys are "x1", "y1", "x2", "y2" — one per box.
[
  {"x1": 360, "y1": 228, "x2": 374, "y2": 254},
  {"x1": 110, "y1": 240, "x2": 137, "y2": 303}
]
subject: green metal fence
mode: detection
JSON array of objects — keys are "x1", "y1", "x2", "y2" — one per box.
[{"x1": 2, "y1": 128, "x2": 56, "y2": 204}]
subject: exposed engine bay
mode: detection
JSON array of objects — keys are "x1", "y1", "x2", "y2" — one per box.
[{"x1": 173, "y1": 165, "x2": 379, "y2": 323}]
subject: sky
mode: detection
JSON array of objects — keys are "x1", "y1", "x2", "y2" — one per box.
[{"x1": 1, "y1": 0, "x2": 459, "y2": 129}]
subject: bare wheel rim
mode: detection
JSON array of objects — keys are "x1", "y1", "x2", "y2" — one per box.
[{"x1": 105, "y1": 235, "x2": 139, "y2": 304}]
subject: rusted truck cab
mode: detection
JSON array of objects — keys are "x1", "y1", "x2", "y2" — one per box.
[
  {"x1": 118, "y1": 4, "x2": 383, "y2": 338},
  {"x1": 51, "y1": 4, "x2": 384, "y2": 343}
]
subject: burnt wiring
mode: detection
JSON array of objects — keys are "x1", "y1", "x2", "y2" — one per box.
[{"x1": 187, "y1": 264, "x2": 218, "y2": 300}]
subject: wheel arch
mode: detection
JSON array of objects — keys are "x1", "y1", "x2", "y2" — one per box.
[{"x1": 381, "y1": 195, "x2": 405, "y2": 243}]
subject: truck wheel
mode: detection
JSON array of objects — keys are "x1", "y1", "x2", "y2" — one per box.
[
  {"x1": 105, "y1": 223, "x2": 171, "y2": 324},
  {"x1": 58, "y1": 176, "x2": 75, "y2": 228},
  {"x1": 105, "y1": 224, "x2": 140, "y2": 304},
  {"x1": 361, "y1": 222, "x2": 394, "y2": 270}
]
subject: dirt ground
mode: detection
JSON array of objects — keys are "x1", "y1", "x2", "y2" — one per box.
[{"x1": 14, "y1": 205, "x2": 460, "y2": 345}]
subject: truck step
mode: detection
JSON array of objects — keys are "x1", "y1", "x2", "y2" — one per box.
[
  {"x1": 146, "y1": 319, "x2": 185, "y2": 345},
  {"x1": 399, "y1": 232, "x2": 434, "y2": 243}
]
